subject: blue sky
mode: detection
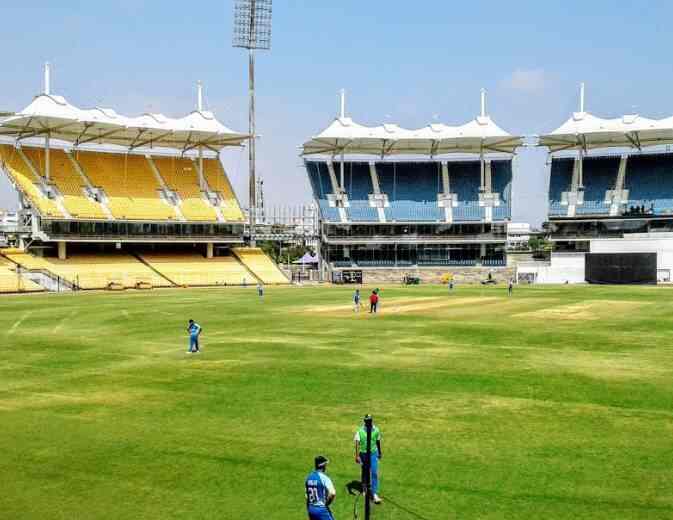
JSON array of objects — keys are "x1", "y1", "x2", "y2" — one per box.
[{"x1": 1, "y1": 1, "x2": 672, "y2": 225}]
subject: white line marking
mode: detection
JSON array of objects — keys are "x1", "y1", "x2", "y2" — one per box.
[
  {"x1": 53, "y1": 310, "x2": 77, "y2": 333},
  {"x1": 8, "y1": 311, "x2": 32, "y2": 335}
]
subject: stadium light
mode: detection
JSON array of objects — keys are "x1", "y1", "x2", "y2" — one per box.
[{"x1": 233, "y1": 0, "x2": 273, "y2": 245}]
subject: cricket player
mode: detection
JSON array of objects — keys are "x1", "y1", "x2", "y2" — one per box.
[
  {"x1": 305, "y1": 455, "x2": 336, "y2": 520},
  {"x1": 187, "y1": 319, "x2": 202, "y2": 354},
  {"x1": 257, "y1": 283, "x2": 264, "y2": 299},
  {"x1": 353, "y1": 289, "x2": 361, "y2": 312},
  {"x1": 508, "y1": 278, "x2": 514, "y2": 296},
  {"x1": 354, "y1": 414, "x2": 383, "y2": 504}
]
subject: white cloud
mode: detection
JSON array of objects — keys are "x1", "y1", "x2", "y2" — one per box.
[{"x1": 501, "y1": 68, "x2": 547, "y2": 92}]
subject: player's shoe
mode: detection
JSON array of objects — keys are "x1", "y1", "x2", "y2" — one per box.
[{"x1": 373, "y1": 494, "x2": 382, "y2": 504}]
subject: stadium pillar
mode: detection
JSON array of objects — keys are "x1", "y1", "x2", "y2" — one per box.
[
  {"x1": 206, "y1": 243, "x2": 214, "y2": 259},
  {"x1": 57, "y1": 241, "x2": 66, "y2": 260},
  {"x1": 248, "y1": 48, "x2": 257, "y2": 246}
]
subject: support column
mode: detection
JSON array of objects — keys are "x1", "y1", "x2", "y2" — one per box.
[
  {"x1": 206, "y1": 243, "x2": 214, "y2": 259},
  {"x1": 58, "y1": 241, "x2": 67, "y2": 260}
]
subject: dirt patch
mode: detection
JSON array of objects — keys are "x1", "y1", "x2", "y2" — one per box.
[
  {"x1": 300, "y1": 296, "x2": 500, "y2": 315},
  {"x1": 515, "y1": 300, "x2": 647, "y2": 321}
]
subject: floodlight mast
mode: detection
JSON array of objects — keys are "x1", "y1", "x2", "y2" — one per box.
[{"x1": 233, "y1": 0, "x2": 272, "y2": 246}]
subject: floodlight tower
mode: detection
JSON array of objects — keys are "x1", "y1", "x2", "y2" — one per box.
[{"x1": 233, "y1": 0, "x2": 272, "y2": 245}]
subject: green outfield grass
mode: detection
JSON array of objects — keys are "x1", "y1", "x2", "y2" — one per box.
[{"x1": 2, "y1": 284, "x2": 673, "y2": 519}]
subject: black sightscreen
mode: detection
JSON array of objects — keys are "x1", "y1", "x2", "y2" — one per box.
[{"x1": 585, "y1": 253, "x2": 657, "y2": 284}]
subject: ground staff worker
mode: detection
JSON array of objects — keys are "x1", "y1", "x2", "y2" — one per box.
[
  {"x1": 354, "y1": 414, "x2": 383, "y2": 504},
  {"x1": 305, "y1": 455, "x2": 336, "y2": 520}
]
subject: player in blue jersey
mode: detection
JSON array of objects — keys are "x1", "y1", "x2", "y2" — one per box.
[
  {"x1": 305, "y1": 455, "x2": 336, "y2": 520},
  {"x1": 187, "y1": 319, "x2": 202, "y2": 354}
]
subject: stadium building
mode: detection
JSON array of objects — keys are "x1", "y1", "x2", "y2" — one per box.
[
  {"x1": 0, "y1": 71, "x2": 288, "y2": 292},
  {"x1": 519, "y1": 87, "x2": 673, "y2": 284},
  {"x1": 303, "y1": 92, "x2": 521, "y2": 283}
]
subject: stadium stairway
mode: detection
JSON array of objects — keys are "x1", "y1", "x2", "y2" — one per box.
[
  {"x1": 0, "y1": 253, "x2": 44, "y2": 293},
  {"x1": 232, "y1": 247, "x2": 290, "y2": 284}
]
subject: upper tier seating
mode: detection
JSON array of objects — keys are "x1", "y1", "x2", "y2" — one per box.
[
  {"x1": 548, "y1": 158, "x2": 573, "y2": 216},
  {"x1": 232, "y1": 247, "x2": 289, "y2": 284},
  {"x1": 448, "y1": 162, "x2": 483, "y2": 222},
  {"x1": 0, "y1": 256, "x2": 43, "y2": 292},
  {"x1": 0, "y1": 145, "x2": 64, "y2": 218},
  {"x1": 22, "y1": 148, "x2": 107, "y2": 219},
  {"x1": 625, "y1": 153, "x2": 673, "y2": 215},
  {"x1": 306, "y1": 162, "x2": 340, "y2": 221},
  {"x1": 202, "y1": 158, "x2": 245, "y2": 221},
  {"x1": 491, "y1": 160, "x2": 513, "y2": 221},
  {"x1": 377, "y1": 162, "x2": 442, "y2": 221},
  {"x1": 75, "y1": 152, "x2": 176, "y2": 220},
  {"x1": 575, "y1": 156, "x2": 617, "y2": 215},
  {"x1": 3, "y1": 251, "x2": 169, "y2": 289},
  {"x1": 140, "y1": 252, "x2": 251, "y2": 286},
  {"x1": 343, "y1": 162, "x2": 378, "y2": 222},
  {"x1": 152, "y1": 157, "x2": 218, "y2": 221}
]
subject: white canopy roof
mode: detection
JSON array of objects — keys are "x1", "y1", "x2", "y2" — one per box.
[
  {"x1": 302, "y1": 115, "x2": 522, "y2": 157},
  {"x1": 0, "y1": 94, "x2": 249, "y2": 152},
  {"x1": 539, "y1": 111, "x2": 673, "y2": 152}
]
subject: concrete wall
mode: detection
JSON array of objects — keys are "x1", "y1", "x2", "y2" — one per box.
[
  {"x1": 350, "y1": 266, "x2": 515, "y2": 285},
  {"x1": 517, "y1": 252, "x2": 586, "y2": 284}
]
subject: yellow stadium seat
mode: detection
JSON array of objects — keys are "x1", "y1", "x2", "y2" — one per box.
[
  {"x1": 232, "y1": 247, "x2": 288, "y2": 284},
  {"x1": 0, "y1": 145, "x2": 64, "y2": 218},
  {"x1": 0, "y1": 256, "x2": 44, "y2": 292},
  {"x1": 21, "y1": 148, "x2": 107, "y2": 219},
  {"x1": 140, "y1": 252, "x2": 252, "y2": 286},
  {"x1": 152, "y1": 157, "x2": 218, "y2": 222},
  {"x1": 75, "y1": 152, "x2": 177, "y2": 221},
  {"x1": 3, "y1": 251, "x2": 171, "y2": 290},
  {"x1": 202, "y1": 159, "x2": 245, "y2": 221}
]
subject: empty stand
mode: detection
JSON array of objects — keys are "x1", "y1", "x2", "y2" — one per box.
[
  {"x1": 3, "y1": 251, "x2": 169, "y2": 289},
  {"x1": 0, "y1": 145, "x2": 64, "y2": 218},
  {"x1": 491, "y1": 160, "x2": 513, "y2": 221},
  {"x1": 306, "y1": 161, "x2": 340, "y2": 222},
  {"x1": 625, "y1": 153, "x2": 673, "y2": 214},
  {"x1": 575, "y1": 156, "x2": 617, "y2": 215},
  {"x1": 548, "y1": 158, "x2": 573, "y2": 217},
  {"x1": 343, "y1": 163, "x2": 378, "y2": 222},
  {"x1": 376, "y1": 162, "x2": 442, "y2": 221},
  {"x1": 202, "y1": 159, "x2": 245, "y2": 221},
  {"x1": 140, "y1": 252, "x2": 252, "y2": 286},
  {"x1": 448, "y1": 162, "x2": 484, "y2": 222},
  {"x1": 232, "y1": 247, "x2": 289, "y2": 284},
  {"x1": 0, "y1": 256, "x2": 43, "y2": 292},
  {"x1": 75, "y1": 152, "x2": 176, "y2": 220},
  {"x1": 153, "y1": 156, "x2": 219, "y2": 221},
  {"x1": 22, "y1": 148, "x2": 108, "y2": 219}
]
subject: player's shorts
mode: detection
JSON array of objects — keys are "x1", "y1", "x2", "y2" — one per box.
[{"x1": 307, "y1": 506, "x2": 334, "y2": 520}]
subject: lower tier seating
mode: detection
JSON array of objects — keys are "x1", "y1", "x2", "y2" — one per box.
[
  {"x1": 232, "y1": 247, "x2": 289, "y2": 284},
  {"x1": 0, "y1": 257, "x2": 43, "y2": 292},
  {"x1": 140, "y1": 253, "x2": 252, "y2": 286},
  {"x1": 3, "y1": 252, "x2": 169, "y2": 289}
]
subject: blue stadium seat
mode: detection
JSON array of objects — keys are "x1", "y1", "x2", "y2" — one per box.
[
  {"x1": 548, "y1": 158, "x2": 573, "y2": 217},
  {"x1": 448, "y1": 162, "x2": 484, "y2": 222},
  {"x1": 377, "y1": 162, "x2": 442, "y2": 221},
  {"x1": 624, "y1": 153, "x2": 673, "y2": 215},
  {"x1": 491, "y1": 160, "x2": 512, "y2": 221},
  {"x1": 574, "y1": 156, "x2": 617, "y2": 215},
  {"x1": 306, "y1": 161, "x2": 340, "y2": 222},
  {"x1": 342, "y1": 162, "x2": 379, "y2": 222}
]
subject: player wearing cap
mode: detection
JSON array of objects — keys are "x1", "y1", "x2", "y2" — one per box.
[
  {"x1": 305, "y1": 455, "x2": 336, "y2": 520},
  {"x1": 354, "y1": 414, "x2": 383, "y2": 504}
]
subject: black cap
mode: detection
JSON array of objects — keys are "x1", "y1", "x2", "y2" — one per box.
[
  {"x1": 363, "y1": 414, "x2": 373, "y2": 423},
  {"x1": 314, "y1": 455, "x2": 329, "y2": 469}
]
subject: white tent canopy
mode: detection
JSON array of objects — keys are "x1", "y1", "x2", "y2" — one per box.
[
  {"x1": 302, "y1": 115, "x2": 522, "y2": 157},
  {"x1": 539, "y1": 111, "x2": 673, "y2": 152},
  {"x1": 0, "y1": 94, "x2": 249, "y2": 152}
]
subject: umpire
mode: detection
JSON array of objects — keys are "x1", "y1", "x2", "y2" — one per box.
[{"x1": 354, "y1": 414, "x2": 383, "y2": 504}]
